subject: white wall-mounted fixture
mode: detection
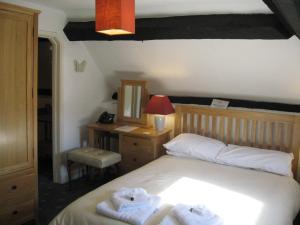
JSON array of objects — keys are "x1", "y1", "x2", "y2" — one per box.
[{"x1": 74, "y1": 60, "x2": 87, "y2": 72}]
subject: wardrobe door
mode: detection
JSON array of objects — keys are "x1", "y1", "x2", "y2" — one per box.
[{"x1": 0, "y1": 9, "x2": 34, "y2": 175}]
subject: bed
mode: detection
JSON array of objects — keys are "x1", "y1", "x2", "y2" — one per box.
[{"x1": 50, "y1": 105, "x2": 300, "y2": 225}]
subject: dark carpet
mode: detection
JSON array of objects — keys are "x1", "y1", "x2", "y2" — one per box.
[
  {"x1": 38, "y1": 174, "x2": 117, "y2": 225},
  {"x1": 23, "y1": 156, "x2": 118, "y2": 225}
]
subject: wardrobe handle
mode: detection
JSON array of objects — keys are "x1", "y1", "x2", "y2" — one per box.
[
  {"x1": 11, "y1": 185, "x2": 17, "y2": 190},
  {"x1": 133, "y1": 142, "x2": 138, "y2": 146}
]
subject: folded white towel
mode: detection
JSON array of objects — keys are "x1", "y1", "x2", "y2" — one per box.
[
  {"x1": 111, "y1": 187, "x2": 153, "y2": 212},
  {"x1": 96, "y1": 196, "x2": 160, "y2": 225},
  {"x1": 173, "y1": 204, "x2": 223, "y2": 225},
  {"x1": 158, "y1": 211, "x2": 181, "y2": 225}
]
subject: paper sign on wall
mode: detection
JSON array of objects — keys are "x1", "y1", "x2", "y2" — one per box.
[{"x1": 211, "y1": 99, "x2": 230, "y2": 109}]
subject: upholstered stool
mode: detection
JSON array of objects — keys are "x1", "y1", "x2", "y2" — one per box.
[{"x1": 67, "y1": 147, "x2": 121, "y2": 188}]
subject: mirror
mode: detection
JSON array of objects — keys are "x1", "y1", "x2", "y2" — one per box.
[{"x1": 118, "y1": 80, "x2": 149, "y2": 126}]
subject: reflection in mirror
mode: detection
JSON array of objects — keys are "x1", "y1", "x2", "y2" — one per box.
[
  {"x1": 135, "y1": 86, "x2": 141, "y2": 118},
  {"x1": 123, "y1": 85, "x2": 142, "y2": 119},
  {"x1": 123, "y1": 85, "x2": 132, "y2": 117}
]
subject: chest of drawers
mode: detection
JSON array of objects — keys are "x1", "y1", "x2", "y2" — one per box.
[{"x1": 119, "y1": 131, "x2": 171, "y2": 172}]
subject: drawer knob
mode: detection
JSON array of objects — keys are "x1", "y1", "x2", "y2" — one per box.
[
  {"x1": 133, "y1": 142, "x2": 138, "y2": 146},
  {"x1": 133, "y1": 158, "x2": 137, "y2": 162},
  {"x1": 11, "y1": 185, "x2": 17, "y2": 190},
  {"x1": 12, "y1": 210, "x2": 18, "y2": 215}
]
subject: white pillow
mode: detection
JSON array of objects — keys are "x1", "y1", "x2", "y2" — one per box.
[
  {"x1": 163, "y1": 133, "x2": 226, "y2": 162},
  {"x1": 216, "y1": 144, "x2": 294, "y2": 176}
]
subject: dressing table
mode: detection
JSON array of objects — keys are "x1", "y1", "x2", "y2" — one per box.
[{"x1": 88, "y1": 80, "x2": 171, "y2": 173}]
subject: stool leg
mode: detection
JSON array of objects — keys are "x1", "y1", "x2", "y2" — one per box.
[
  {"x1": 67, "y1": 161, "x2": 73, "y2": 191},
  {"x1": 114, "y1": 163, "x2": 120, "y2": 175},
  {"x1": 86, "y1": 166, "x2": 89, "y2": 181},
  {"x1": 100, "y1": 167, "x2": 105, "y2": 179},
  {"x1": 101, "y1": 136, "x2": 105, "y2": 149},
  {"x1": 44, "y1": 123, "x2": 47, "y2": 141},
  {"x1": 107, "y1": 136, "x2": 110, "y2": 150}
]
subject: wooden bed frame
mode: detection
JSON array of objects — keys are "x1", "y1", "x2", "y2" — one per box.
[{"x1": 174, "y1": 105, "x2": 300, "y2": 178}]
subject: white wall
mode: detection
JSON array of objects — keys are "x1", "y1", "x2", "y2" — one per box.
[
  {"x1": 2, "y1": 0, "x2": 110, "y2": 183},
  {"x1": 84, "y1": 37, "x2": 300, "y2": 104}
]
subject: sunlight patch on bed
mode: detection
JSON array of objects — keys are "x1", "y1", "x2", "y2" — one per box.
[{"x1": 158, "y1": 177, "x2": 263, "y2": 225}]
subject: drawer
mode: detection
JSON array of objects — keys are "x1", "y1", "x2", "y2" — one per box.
[
  {"x1": 121, "y1": 150, "x2": 153, "y2": 172},
  {"x1": 0, "y1": 200, "x2": 34, "y2": 225},
  {"x1": 122, "y1": 146, "x2": 153, "y2": 160},
  {"x1": 121, "y1": 135, "x2": 152, "y2": 154},
  {"x1": 122, "y1": 151, "x2": 153, "y2": 166},
  {"x1": 0, "y1": 174, "x2": 35, "y2": 208}
]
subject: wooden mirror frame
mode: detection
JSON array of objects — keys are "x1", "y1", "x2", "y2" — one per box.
[{"x1": 117, "y1": 80, "x2": 150, "y2": 127}]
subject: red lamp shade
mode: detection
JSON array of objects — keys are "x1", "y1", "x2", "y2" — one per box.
[
  {"x1": 144, "y1": 95, "x2": 175, "y2": 115},
  {"x1": 95, "y1": 0, "x2": 135, "y2": 36}
]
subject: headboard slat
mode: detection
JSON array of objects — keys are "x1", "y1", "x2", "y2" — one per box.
[
  {"x1": 197, "y1": 114, "x2": 202, "y2": 135},
  {"x1": 204, "y1": 115, "x2": 209, "y2": 137},
  {"x1": 274, "y1": 123, "x2": 278, "y2": 149},
  {"x1": 219, "y1": 116, "x2": 225, "y2": 142},
  {"x1": 278, "y1": 124, "x2": 284, "y2": 151},
  {"x1": 251, "y1": 120, "x2": 257, "y2": 147},
  {"x1": 268, "y1": 122, "x2": 273, "y2": 149},
  {"x1": 235, "y1": 118, "x2": 240, "y2": 145},
  {"x1": 212, "y1": 116, "x2": 217, "y2": 139},
  {"x1": 190, "y1": 113, "x2": 195, "y2": 133},
  {"x1": 183, "y1": 112, "x2": 188, "y2": 133},
  {"x1": 227, "y1": 117, "x2": 233, "y2": 144},
  {"x1": 242, "y1": 119, "x2": 248, "y2": 145},
  {"x1": 259, "y1": 121, "x2": 265, "y2": 148}
]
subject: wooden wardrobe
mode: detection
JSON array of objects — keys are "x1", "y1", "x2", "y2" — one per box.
[{"x1": 0, "y1": 2, "x2": 39, "y2": 225}]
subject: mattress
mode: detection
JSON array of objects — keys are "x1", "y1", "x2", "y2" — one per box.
[{"x1": 49, "y1": 155, "x2": 300, "y2": 225}]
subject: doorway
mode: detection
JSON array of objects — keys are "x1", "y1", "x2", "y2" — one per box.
[
  {"x1": 37, "y1": 33, "x2": 61, "y2": 185},
  {"x1": 38, "y1": 38, "x2": 53, "y2": 179},
  {"x1": 37, "y1": 34, "x2": 62, "y2": 224}
]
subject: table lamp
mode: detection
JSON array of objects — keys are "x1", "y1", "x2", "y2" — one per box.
[{"x1": 144, "y1": 95, "x2": 175, "y2": 132}]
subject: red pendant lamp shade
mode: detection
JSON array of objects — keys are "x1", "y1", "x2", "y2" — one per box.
[
  {"x1": 95, "y1": 0, "x2": 135, "y2": 36},
  {"x1": 144, "y1": 95, "x2": 175, "y2": 115}
]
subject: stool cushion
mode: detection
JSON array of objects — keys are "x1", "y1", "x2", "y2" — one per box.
[{"x1": 67, "y1": 147, "x2": 121, "y2": 169}]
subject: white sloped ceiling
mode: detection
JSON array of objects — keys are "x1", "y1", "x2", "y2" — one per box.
[{"x1": 25, "y1": 0, "x2": 271, "y2": 20}]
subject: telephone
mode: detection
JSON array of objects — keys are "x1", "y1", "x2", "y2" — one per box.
[{"x1": 97, "y1": 111, "x2": 115, "y2": 124}]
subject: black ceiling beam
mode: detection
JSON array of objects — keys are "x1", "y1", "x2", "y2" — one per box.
[
  {"x1": 112, "y1": 92, "x2": 300, "y2": 113},
  {"x1": 64, "y1": 14, "x2": 292, "y2": 41},
  {"x1": 263, "y1": 0, "x2": 300, "y2": 38}
]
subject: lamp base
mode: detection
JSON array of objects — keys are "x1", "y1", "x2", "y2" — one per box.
[{"x1": 154, "y1": 115, "x2": 165, "y2": 132}]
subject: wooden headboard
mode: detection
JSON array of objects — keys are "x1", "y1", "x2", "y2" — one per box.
[{"x1": 174, "y1": 105, "x2": 300, "y2": 177}]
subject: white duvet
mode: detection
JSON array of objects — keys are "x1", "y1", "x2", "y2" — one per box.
[{"x1": 49, "y1": 155, "x2": 300, "y2": 225}]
